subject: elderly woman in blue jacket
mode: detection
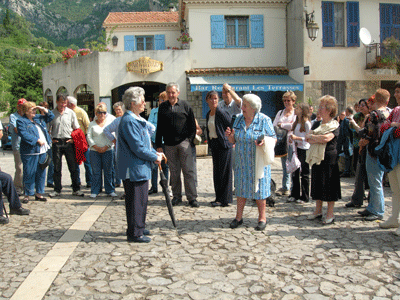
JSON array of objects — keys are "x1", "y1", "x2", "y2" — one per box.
[
  {"x1": 17, "y1": 101, "x2": 54, "y2": 203},
  {"x1": 117, "y1": 87, "x2": 165, "y2": 243}
]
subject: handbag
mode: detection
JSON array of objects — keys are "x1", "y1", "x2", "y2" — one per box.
[
  {"x1": 285, "y1": 142, "x2": 301, "y2": 173},
  {"x1": 39, "y1": 151, "x2": 52, "y2": 170},
  {"x1": 274, "y1": 125, "x2": 288, "y2": 157},
  {"x1": 194, "y1": 134, "x2": 202, "y2": 145}
]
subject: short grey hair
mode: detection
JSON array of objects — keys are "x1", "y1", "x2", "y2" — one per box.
[
  {"x1": 243, "y1": 94, "x2": 262, "y2": 113},
  {"x1": 166, "y1": 82, "x2": 180, "y2": 92},
  {"x1": 66, "y1": 96, "x2": 77, "y2": 106},
  {"x1": 122, "y1": 87, "x2": 145, "y2": 110},
  {"x1": 113, "y1": 101, "x2": 125, "y2": 111}
]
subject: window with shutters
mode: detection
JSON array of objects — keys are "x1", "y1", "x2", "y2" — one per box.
[
  {"x1": 321, "y1": 81, "x2": 346, "y2": 112},
  {"x1": 322, "y1": 1, "x2": 359, "y2": 47},
  {"x1": 136, "y1": 36, "x2": 154, "y2": 51},
  {"x1": 124, "y1": 35, "x2": 165, "y2": 51},
  {"x1": 380, "y1": 3, "x2": 400, "y2": 43},
  {"x1": 211, "y1": 15, "x2": 264, "y2": 49}
]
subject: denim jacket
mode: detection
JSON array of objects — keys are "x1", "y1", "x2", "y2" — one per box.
[{"x1": 17, "y1": 112, "x2": 54, "y2": 155}]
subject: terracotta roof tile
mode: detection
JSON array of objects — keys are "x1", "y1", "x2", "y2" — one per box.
[
  {"x1": 186, "y1": 67, "x2": 289, "y2": 75},
  {"x1": 103, "y1": 12, "x2": 179, "y2": 25}
]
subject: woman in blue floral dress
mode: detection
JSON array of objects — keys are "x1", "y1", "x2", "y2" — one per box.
[{"x1": 225, "y1": 94, "x2": 276, "y2": 231}]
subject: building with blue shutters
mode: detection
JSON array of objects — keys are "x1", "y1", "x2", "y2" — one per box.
[{"x1": 42, "y1": 0, "x2": 400, "y2": 123}]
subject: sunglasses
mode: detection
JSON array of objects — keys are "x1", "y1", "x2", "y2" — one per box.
[{"x1": 97, "y1": 111, "x2": 107, "y2": 115}]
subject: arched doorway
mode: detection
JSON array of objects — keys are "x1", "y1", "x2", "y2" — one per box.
[
  {"x1": 74, "y1": 84, "x2": 95, "y2": 120},
  {"x1": 111, "y1": 81, "x2": 166, "y2": 119},
  {"x1": 44, "y1": 88, "x2": 54, "y2": 109}
]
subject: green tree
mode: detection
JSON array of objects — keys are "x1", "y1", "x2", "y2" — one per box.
[{"x1": 8, "y1": 61, "x2": 43, "y2": 112}]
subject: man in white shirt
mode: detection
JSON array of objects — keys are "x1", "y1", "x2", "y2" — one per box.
[{"x1": 48, "y1": 95, "x2": 83, "y2": 197}]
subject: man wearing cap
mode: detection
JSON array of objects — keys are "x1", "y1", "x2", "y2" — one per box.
[
  {"x1": 48, "y1": 94, "x2": 84, "y2": 197},
  {"x1": 9, "y1": 98, "x2": 27, "y2": 195},
  {"x1": 67, "y1": 96, "x2": 92, "y2": 188}
]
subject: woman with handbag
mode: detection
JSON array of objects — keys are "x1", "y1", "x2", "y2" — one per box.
[
  {"x1": 205, "y1": 91, "x2": 233, "y2": 207},
  {"x1": 306, "y1": 95, "x2": 341, "y2": 225},
  {"x1": 287, "y1": 103, "x2": 311, "y2": 203},
  {"x1": 225, "y1": 94, "x2": 276, "y2": 231},
  {"x1": 17, "y1": 102, "x2": 54, "y2": 203},
  {"x1": 273, "y1": 91, "x2": 296, "y2": 196}
]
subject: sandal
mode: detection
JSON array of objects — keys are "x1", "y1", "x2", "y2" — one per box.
[
  {"x1": 35, "y1": 194, "x2": 47, "y2": 202},
  {"x1": 22, "y1": 195, "x2": 30, "y2": 204}
]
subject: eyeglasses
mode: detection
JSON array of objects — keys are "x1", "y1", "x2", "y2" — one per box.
[
  {"x1": 97, "y1": 111, "x2": 107, "y2": 115},
  {"x1": 359, "y1": 103, "x2": 366, "y2": 107}
]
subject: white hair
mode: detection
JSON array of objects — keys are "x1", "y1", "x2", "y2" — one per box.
[
  {"x1": 66, "y1": 96, "x2": 77, "y2": 106},
  {"x1": 122, "y1": 87, "x2": 145, "y2": 110},
  {"x1": 243, "y1": 94, "x2": 262, "y2": 113},
  {"x1": 166, "y1": 82, "x2": 180, "y2": 92}
]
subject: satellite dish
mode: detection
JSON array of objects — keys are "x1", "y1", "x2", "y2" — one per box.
[{"x1": 359, "y1": 28, "x2": 372, "y2": 45}]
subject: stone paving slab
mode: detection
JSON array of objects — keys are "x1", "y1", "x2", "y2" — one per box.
[{"x1": 1, "y1": 150, "x2": 400, "y2": 299}]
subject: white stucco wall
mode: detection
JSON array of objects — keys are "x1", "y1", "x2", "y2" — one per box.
[
  {"x1": 42, "y1": 50, "x2": 191, "y2": 103},
  {"x1": 107, "y1": 27, "x2": 182, "y2": 52},
  {"x1": 304, "y1": 0, "x2": 399, "y2": 81},
  {"x1": 186, "y1": 5, "x2": 287, "y2": 68}
]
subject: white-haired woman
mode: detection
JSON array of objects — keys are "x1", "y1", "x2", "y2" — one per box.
[
  {"x1": 117, "y1": 87, "x2": 164, "y2": 243},
  {"x1": 226, "y1": 94, "x2": 276, "y2": 231}
]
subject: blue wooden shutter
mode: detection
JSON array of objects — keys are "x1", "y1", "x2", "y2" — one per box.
[
  {"x1": 322, "y1": 2, "x2": 335, "y2": 47},
  {"x1": 154, "y1": 35, "x2": 165, "y2": 50},
  {"x1": 347, "y1": 2, "x2": 359, "y2": 47},
  {"x1": 211, "y1": 15, "x2": 225, "y2": 48},
  {"x1": 250, "y1": 15, "x2": 264, "y2": 48},
  {"x1": 380, "y1": 4, "x2": 392, "y2": 43},
  {"x1": 124, "y1": 35, "x2": 136, "y2": 51},
  {"x1": 202, "y1": 92, "x2": 208, "y2": 119}
]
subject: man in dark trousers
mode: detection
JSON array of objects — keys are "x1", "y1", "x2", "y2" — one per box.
[
  {"x1": 0, "y1": 170, "x2": 30, "y2": 224},
  {"x1": 155, "y1": 82, "x2": 198, "y2": 207}
]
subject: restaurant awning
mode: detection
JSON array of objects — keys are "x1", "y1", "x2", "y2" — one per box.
[{"x1": 188, "y1": 75, "x2": 303, "y2": 92}]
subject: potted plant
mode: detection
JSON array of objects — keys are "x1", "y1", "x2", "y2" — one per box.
[
  {"x1": 61, "y1": 49, "x2": 77, "y2": 64},
  {"x1": 177, "y1": 32, "x2": 193, "y2": 49},
  {"x1": 78, "y1": 48, "x2": 91, "y2": 56}
]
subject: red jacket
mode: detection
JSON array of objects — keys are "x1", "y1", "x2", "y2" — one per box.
[{"x1": 71, "y1": 128, "x2": 88, "y2": 165}]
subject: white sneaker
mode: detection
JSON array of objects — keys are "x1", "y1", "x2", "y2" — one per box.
[
  {"x1": 90, "y1": 194, "x2": 97, "y2": 198},
  {"x1": 49, "y1": 191, "x2": 60, "y2": 198},
  {"x1": 108, "y1": 192, "x2": 118, "y2": 197}
]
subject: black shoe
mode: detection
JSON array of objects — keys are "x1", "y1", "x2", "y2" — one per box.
[
  {"x1": 35, "y1": 195, "x2": 47, "y2": 202},
  {"x1": 143, "y1": 229, "x2": 151, "y2": 236},
  {"x1": 358, "y1": 209, "x2": 373, "y2": 217},
  {"x1": 345, "y1": 202, "x2": 361, "y2": 208},
  {"x1": 221, "y1": 203, "x2": 230, "y2": 207},
  {"x1": 210, "y1": 201, "x2": 222, "y2": 207},
  {"x1": 0, "y1": 215, "x2": 9, "y2": 224},
  {"x1": 127, "y1": 235, "x2": 151, "y2": 243},
  {"x1": 172, "y1": 197, "x2": 182, "y2": 206},
  {"x1": 189, "y1": 200, "x2": 199, "y2": 208},
  {"x1": 47, "y1": 183, "x2": 54, "y2": 188},
  {"x1": 148, "y1": 189, "x2": 158, "y2": 195},
  {"x1": 230, "y1": 218, "x2": 243, "y2": 229},
  {"x1": 255, "y1": 221, "x2": 267, "y2": 231},
  {"x1": 10, "y1": 207, "x2": 30, "y2": 215}
]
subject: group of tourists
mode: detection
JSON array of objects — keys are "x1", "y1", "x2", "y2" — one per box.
[{"x1": 2, "y1": 81, "x2": 400, "y2": 243}]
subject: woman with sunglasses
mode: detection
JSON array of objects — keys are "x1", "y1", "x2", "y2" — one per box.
[
  {"x1": 272, "y1": 91, "x2": 297, "y2": 196},
  {"x1": 87, "y1": 103, "x2": 117, "y2": 198}
]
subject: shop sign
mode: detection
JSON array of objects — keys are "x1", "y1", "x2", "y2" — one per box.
[{"x1": 127, "y1": 57, "x2": 164, "y2": 75}]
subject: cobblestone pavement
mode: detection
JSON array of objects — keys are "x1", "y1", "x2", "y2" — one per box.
[{"x1": 1, "y1": 149, "x2": 400, "y2": 300}]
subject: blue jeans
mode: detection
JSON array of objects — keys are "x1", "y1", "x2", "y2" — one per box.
[
  {"x1": 90, "y1": 150, "x2": 114, "y2": 195},
  {"x1": 366, "y1": 153, "x2": 385, "y2": 217},
  {"x1": 280, "y1": 155, "x2": 291, "y2": 191},
  {"x1": 76, "y1": 149, "x2": 92, "y2": 186},
  {"x1": 21, "y1": 153, "x2": 46, "y2": 196}
]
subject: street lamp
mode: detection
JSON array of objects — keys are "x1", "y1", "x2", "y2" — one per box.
[{"x1": 305, "y1": 11, "x2": 319, "y2": 41}]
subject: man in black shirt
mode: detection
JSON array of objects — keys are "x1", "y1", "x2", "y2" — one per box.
[{"x1": 156, "y1": 82, "x2": 198, "y2": 207}]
